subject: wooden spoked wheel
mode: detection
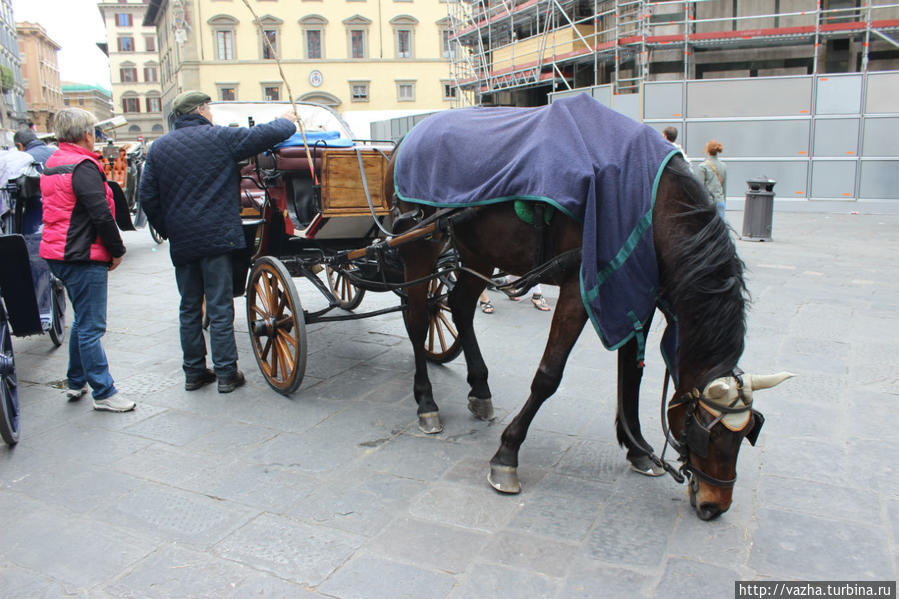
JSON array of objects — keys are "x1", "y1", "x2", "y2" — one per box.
[
  {"x1": 0, "y1": 305, "x2": 20, "y2": 446},
  {"x1": 48, "y1": 276, "x2": 66, "y2": 348},
  {"x1": 246, "y1": 256, "x2": 307, "y2": 395},
  {"x1": 325, "y1": 265, "x2": 365, "y2": 311},
  {"x1": 424, "y1": 271, "x2": 462, "y2": 363}
]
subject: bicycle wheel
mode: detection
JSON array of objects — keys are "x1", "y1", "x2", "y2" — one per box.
[{"x1": 48, "y1": 276, "x2": 66, "y2": 347}]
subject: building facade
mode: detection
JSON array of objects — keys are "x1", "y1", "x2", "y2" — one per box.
[
  {"x1": 448, "y1": 0, "x2": 899, "y2": 107},
  {"x1": 0, "y1": 0, "x2": 26, "y2": 132},
  {"x1": 16, "y1": 21, "x2": 61, "y2": 133},
  {"x1": 62, "y1": 82, "x2": 114, "y2": 123},
  {"x1": 143, "y1": 0, "x2": 458, "y2": 135},
  {"x1": 98, "y1": 0, "x2": 166, "y2": 142}
]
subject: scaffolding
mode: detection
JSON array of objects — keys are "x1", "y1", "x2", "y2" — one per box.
[{"x1": 445, "y1": 0, "x2": 899, "y2": 106}]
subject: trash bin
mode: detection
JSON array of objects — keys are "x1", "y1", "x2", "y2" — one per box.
[{"x1": 741, "y1": 177, "x2": 776, "y2": 241}]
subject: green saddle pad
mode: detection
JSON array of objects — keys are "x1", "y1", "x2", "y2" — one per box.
[{"x1": 513, "y1": 200, "x2": 555, "y2": 225}]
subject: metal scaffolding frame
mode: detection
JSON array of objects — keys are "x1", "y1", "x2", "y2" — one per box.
[{"x1": 445, "y1": 0, "x2": 899, "y2": 107}]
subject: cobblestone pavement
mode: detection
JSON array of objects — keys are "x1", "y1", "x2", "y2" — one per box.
[{"x1": 1, "y1": 211, "x2": 896, "y2": 598}]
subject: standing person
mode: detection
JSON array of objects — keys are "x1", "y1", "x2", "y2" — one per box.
[
  {"x1": 662, "y1": 126, "x2": 687, "y2": 161},
  {"x1": 39, "y1": 108, "x2": 133, "y2": 412},
  {"x1": 694, "y1": 140, "x2": 727, "y2": 219},
  {"x1": 14, "y1": 128, "x2": 56, "y2": 164},
  {"x1": 140, "y1": 91, "x2": 297, "y2": 393}
]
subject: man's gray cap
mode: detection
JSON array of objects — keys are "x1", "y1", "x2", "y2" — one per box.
[{"x1": 172, "y1": 90, "x2": 212, "y2": 116}]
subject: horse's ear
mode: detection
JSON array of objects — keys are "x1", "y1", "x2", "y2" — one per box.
[
  {"x1": 706, "y1": 380, "x2": 730, "y2": 400},
  {"x1": 749, "y1": 372, "x2": 795, "y2": 391}
]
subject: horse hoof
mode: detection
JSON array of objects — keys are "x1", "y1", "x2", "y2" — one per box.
[
  {"x1": 628, "y1": 455, "x2": 665, "y2": 477},
  {"x1": 418, "y1": 412, "x2": 443, "y2": 434},
  {"x1": 467, "y1": 396, "x2": 494, "y2": 421},
  {"x1": 488, "y1": 464, "x2": 521, "y2": 494}
]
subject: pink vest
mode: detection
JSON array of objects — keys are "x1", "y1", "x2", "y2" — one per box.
[{"x1": 39, "y1": 143, "x2": 116, "y2": 262}]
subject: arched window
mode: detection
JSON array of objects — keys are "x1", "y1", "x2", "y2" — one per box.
[
  {"x1": 121, "y1": 91, "x2": 140, "y2": 113},
  {"x1": 119, "y1": 60, "x2": 138, "y2": 83},
  {"x1": 208, "y1": 14, "x2": 238, "y2": 61},
  {"x1": 254, "y1": 15, "x2": 283, "y2": 60},
  {"x1": 299, "y1": 15, "x2": 327, "y2": 60},
  {"x1": 151, "y1": 124, "x2": 164, "y2": 132},
  {"x1": 143, "y1": 61, "x2": 159, "y2": 83},
  {"x1": 343, "y1": 15, "x2": 372, "y2": 59},
  {"x1": 298, "y1": 91, "x2": 341, "y2": 107},
  {"x1": 389, "y1": 15, "x2": 418, "y2": 59},
  {"x1": 128, "y1": 125, "x2": 142, "y2": 133}
]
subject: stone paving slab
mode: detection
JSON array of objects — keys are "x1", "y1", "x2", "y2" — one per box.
[{"x1": 1, "y1": 211, "x2": 897, "y2": 596}]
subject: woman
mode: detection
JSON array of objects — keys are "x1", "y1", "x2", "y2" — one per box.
[
  {"x1": 40, "y1": 108, "x2": 134, "y2": 412},
  {"x1": 694, "y1": 140, "x2": 727, "y2": 219}
]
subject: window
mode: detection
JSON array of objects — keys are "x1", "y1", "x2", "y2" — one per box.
[
  {"x1": 122, "y1": 97, "x2": 141, "y2": 112},
  {"x1": 128, "y1": 125, "x2": 141, "y2": 133},
  {"x1": 396, "y1": 81, "x2": 415, "y2": 102},
  {"x1": 344, "y1": 15, "x2": 371, "y2": 59},
  {"x1": 145, "y1": 36, "x2": 156, "y2": 52},
  {"x1": 78, "y1": 98, "x2": 84, "y2": 105},
  {"x1": 263, "y1": 85, "x2": 280, "y2": 101},
  {"x1": 218, "y1": 86, "x2": 237, "y2": 101},
  {"x1": 116, "y1": 13, "x2": 132, "y2": 27},
  {"x1": 208, "y1": 14, "x2": 238, "y2": 60},
  {"x1": 262, "y1": 30, "x2": 278, "y2": 59},
  {"x1": 146, "y1": 96, "x2": 161, "y2": 112},
  {"x1": 349, "y1": 81, "x2": 369, "y2": 102},
  {"x1": 442, "y1": 81, "x2": 457, "y2": 100},
  {"x1": 144, "y1": 64, "x2": 158, "y2": 82},
  {"x1": 117, "y1": 37, "x2": 135, "y2": 52},
  {"x1": 119, "y1": 65, "x2": 137, "y2": 82},
  {"x1": 300, "y1": 15, "x2": 326, "y2": 59},
  {"x1": 390, "y1": 16, "x2": 417, "y2": 59},
  {"x1": 216, "y1": 31, "x2": 234, "y2": 60},
  {"x1": 255, "y1": 15, "x2": 283, "y2": 59},
  {"x1": 442, "y1": 29, "x2": 456, "y2": 59}
]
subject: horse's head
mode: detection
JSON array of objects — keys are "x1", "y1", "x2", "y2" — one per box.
[{"x1": 667, "y1": 370, "x2": 794, "y2": 520}]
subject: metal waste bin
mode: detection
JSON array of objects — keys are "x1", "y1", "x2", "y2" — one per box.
[{"x1": 741, "y1": 177, "x2": 776, "y2": 241}]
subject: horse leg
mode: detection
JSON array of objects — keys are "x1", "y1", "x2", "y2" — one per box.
[
  {"x1": 400, "y1": 243, "x2": 445, "y2": 433},
  {"x1": 616, "y1": 331, "x2": 665, "y2": 476},
  {"x1": 489, "y1": 277, "x2": 586, "y2": 493},
  {"x1": 447, "y1": 267, "x2": 494, "y2": 421}
]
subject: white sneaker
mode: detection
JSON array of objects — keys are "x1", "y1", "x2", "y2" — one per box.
[
  {"x1": 66, "y1": 385, "x2": 88, "y2": 402},
  {"x1": 93, "y1": 393, "x2": 136, "y2": 413}
]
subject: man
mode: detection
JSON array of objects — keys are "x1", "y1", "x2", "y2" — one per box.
[
  {"x1": 40, "y1": 108, "x2": 133, "y2": 412},
  {"x1": 14, "y1": 128, "x2": 56, "y2": 165},
  {"x1": 662, "y1": 126, "x2": 688, "y2": 161},
  {"x1": 140, "y1": 91, "x2": 297, "y2": 393}
]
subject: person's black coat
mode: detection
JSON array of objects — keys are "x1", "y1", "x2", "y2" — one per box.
[{"x1": 140, "y1": 113, "x2": 295, "y2": 266}]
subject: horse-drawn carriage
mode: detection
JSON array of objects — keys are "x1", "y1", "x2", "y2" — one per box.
[
  {"x1": 207, "y1": 101, "x2": 464, "y2": 395},
  {"x1": 0, "y1": 153, "x2": 67, "y2": 446}
]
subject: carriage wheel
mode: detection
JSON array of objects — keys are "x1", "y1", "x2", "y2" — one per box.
[
  {"x1": 246, "y1": 256, "x2": 307, "y2": 395},
  {"x1": 424, "y1": 270, "x2": 463, "y2": 364},
  {"x1": 149, "y1": 223, "x2": 165, "y2": 244},
  {"x1": 325, "y1": 265, "x2": 365, "y2": 311},
  {"x1": 0, "y1": 305, "x2": 20, "y2": 446},
  {"x1": 48, "y1": 276, "x2": 66, "y2": 348}
]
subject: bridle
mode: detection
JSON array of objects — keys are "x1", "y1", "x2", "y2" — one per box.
[
  {"x1": 662, "y1": 367, "x2": 764, "y2": 489},
  {"x1": 617, "y1": 367, "x2": 764, "y2": 490}
]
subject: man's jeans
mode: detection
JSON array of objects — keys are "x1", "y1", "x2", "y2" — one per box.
[
  {"x1": 174, "y1": 253, "x2": 238, "y2": 378},
  {"x1": 47, "y1": 261, "x2": 117, "y2": 400}
]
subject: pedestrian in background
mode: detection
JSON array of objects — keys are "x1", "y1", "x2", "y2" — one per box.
[
  {"x1": 14, "y1": 128, "x2": 56, "y2": 164},
  {"x1": 140, "y1": 91, "x2": 297, "y2": 393},
  {"x1": 694, "y1": 140, "x2": 727, "y2": 219},
  {"x1": 39, "y1": 108, "x2": 133, "y2": 412},
  {"x1": 662, "y1": 126, "x2": 687, "y2": 161}
]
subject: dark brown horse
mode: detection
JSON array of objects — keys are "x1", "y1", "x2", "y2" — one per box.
[{"x1": 385, "y1": 144, "x2": 791, "y2": 520}]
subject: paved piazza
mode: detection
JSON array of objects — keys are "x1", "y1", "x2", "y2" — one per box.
[{"x1": 1, "y1": 210, "x2": 897, "y2": 597}]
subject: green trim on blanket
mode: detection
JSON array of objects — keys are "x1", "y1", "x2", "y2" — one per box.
[
  {"x1": 514, "y1": 200, "x2": 555, "y2": 225},
  {"x1": 580, "y1": 148, "x2": 679, "y2": 349}
]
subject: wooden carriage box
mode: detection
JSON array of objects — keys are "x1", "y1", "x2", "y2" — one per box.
[{"x1": 319, "y1": 149, "x2": 390, "y2": 218}]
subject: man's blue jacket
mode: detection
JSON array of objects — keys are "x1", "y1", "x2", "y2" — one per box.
[{"x1": 140, "y1": 113, "x2": 295, "y2": 266}]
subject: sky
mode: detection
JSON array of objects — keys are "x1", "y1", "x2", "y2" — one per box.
[{"x1": 12, "y1": 0, "x2": 112, "y2": 89}]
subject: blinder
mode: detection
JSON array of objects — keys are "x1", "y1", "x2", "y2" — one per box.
[
  {"x1": 745, "y1": 410, "x2": 765, "y2": 446},
  {"x1": 685, "y1": 411, "x2": 710, "y2": 458}
]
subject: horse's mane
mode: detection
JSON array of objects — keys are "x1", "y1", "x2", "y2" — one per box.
[{"x1": 660, "y1": 154, "x2": 748, "y2": 382}]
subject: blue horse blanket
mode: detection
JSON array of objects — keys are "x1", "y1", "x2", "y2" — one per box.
[{"x1": 394, "y1": 94, "x2": 679, "y2": 362}]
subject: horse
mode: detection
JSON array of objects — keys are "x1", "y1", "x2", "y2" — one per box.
[{"x1": 384, "y1": 97, "x2": 792, "y2": 520}]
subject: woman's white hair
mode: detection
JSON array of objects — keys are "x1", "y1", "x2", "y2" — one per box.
[{"x1": 54, "y1": 108, "x2": 98, "y2": 143}]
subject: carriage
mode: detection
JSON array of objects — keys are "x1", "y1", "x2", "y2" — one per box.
[
  {"x1": 203, "y1": 101, "x2": 465, "y2": 395},
  {"x1": 0, "y1": 154, "x2": 67, "y2": 446}
]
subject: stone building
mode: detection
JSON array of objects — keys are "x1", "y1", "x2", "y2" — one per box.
[{"x1": 16, "y1": 21, "x2": 61, "y2": 133}]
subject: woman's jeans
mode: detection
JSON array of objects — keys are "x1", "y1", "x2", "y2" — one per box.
[
  {"x1": 174, "y1": 252, "x2": 238, "y2": 378},
  {"x1": 47, "y1": 260, "x2": 117, "y2": 400}
]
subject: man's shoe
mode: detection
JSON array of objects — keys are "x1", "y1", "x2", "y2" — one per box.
[
  {"x1": 185, "y1": 368, "x2": 217, "y2": 391},
  {"x1": 217, "y1": 370, "x2": 246, "y2": 394},
  {"x1": 66, "y1": 385, "x2": 88, "y2": 402},
  {"x1": 93, "y1": 393, "x2": 136, "y2": 412}
]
